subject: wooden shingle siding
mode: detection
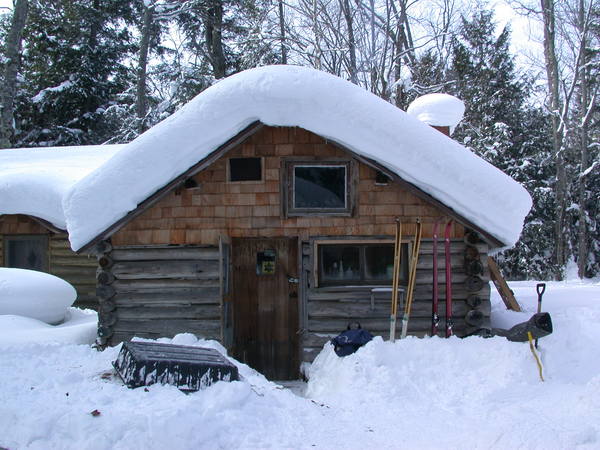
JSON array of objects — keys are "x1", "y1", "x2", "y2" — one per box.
[
  {"x1": 0, "y1": 215, "x2": 98, "y2": 309},
  {"x1": 99, "y1": 245, "x2": 221, "y2": 345},
  {"x1": 111, "y1": 126, "x2": 464, "y2": 246},
  {"x1": 300, "y1": 240, "x2": 490, "y2": 361}
]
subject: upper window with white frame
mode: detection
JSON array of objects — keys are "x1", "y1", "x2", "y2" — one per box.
[{"x1": 285, "y1": 160, "x2": 354, "y2": 216}]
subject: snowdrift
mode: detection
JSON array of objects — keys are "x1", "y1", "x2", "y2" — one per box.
[
  {"x1": 0, "y1": 268, "x2": 77, "y2": 324},
  {"x1": 0, "y1": 145, "x2": 122, "y2": 230},
  {"x1": 2, "y1": 279, "x2": 598, "y2": 449}
]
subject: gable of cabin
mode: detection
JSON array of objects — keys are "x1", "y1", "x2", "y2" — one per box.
[
  {"x1": 95, "y1": 125, "x2": 491, "y2": 379},
  {"x1": 0, "y1": 214, "x2": 98, "y2": 309}
]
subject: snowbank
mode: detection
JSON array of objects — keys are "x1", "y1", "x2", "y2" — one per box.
[
  {"x1": 64, "y1": 65, "x2": 531, "y2": 250},
  {"x1": 0, "y1": 268, "x2": 77, "y2": 324},
  {"x1": 0, "y1": 308, "x2": 97, "y2": 345},
  {"x1": 0, "y1": 144, "x2": 122, "y2": 229},
  {"x1": 1, "y1": 280, "x2": 599, "y2": 449}
]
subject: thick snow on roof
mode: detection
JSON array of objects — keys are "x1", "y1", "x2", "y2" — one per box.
[
  {"x1": 0, "y1": 145, "x2": 123, "y2": 229},
  {"x1": 406, "y1": 93, "x2": 465, "y2": 129},
  {"x1": 64, "y1": 65, "x2": 531, "y2": 250}
]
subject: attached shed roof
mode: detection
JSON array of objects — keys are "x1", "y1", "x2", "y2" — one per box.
[{"x1": 0, "y1": 145, "x2": 123, "y2": 230}]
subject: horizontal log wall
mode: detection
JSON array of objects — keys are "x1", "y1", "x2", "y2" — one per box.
[
  {"x1": 97, "y1": 244, "x2": 221, "y2": 345},
  {"x1": 301, "y1": 240, "x2": 491, "y2": 362},
  {"x1": 48, "y1": 236, "x2": 98, "y2": 309},
  {"x1": 0, "y1": 215, "x2": 98, "y2": 309}
]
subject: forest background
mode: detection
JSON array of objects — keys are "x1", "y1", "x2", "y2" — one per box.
[{"x1": 0, "y1": 0, "x2": 598, "y2": 281}]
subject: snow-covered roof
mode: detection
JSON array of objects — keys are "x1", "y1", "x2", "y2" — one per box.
[
  {"x1": 1, "y1": 66, "x2": 530, "y2": 250},
  {"x1": 63, "y1": 65, "x2": 531, "y2": 250},
  {"x1": 406, "y1": 93, "x2": 465, "y2": 130},
  {"x1": 0, "y1": 145, "x2": 123, "y2": 229}
]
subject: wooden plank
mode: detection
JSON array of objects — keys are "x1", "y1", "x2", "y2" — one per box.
[
  {"x1": 49, "y1": 267, "x2": 97, "y2": 277},
  {"x1": 307, "y1": 299, "x2": 490, "y2": 319},
  {"x1": 116, "y1": 305, "x2": 221, "y2": 320},
  {"x1": 49, "y1": 238, "x2": 73, "y2": 249},
  {"x1": 308, "y1": 317, "x2": 438, "y2": 333},
  {"x1": 111, "y1": 246, "x2": 219, "y2": 261},
  {"x1": 50, "y1": 257, "x2": 98, "y2": 267},
  {"x1": 112, "y1": 319, "x2": 221, "y2": 337},
  {"x1": 307, "y1": 284, "x2": 490, "y2": 303},
  {"x1": 113, "y1": 287, "x2": 220, "y2": 305},
  {"x1": 112, "y1": 278, "x2": 220, "y2": 292},
  {"x1": 111, "y1": 260, "x2": 219, "y2": 280},
  {"x1": 487, "y1": 256, "x2": 521, "y2": 311}
]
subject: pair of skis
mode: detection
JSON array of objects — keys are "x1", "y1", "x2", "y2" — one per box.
[
  {"x1": 431, "y1": 220, "x2": 453, "y2": 338},
  {"x1": 389, "y1": 219, "x2": 422, "y2": 342}
]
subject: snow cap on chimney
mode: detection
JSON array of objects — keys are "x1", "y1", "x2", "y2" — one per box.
[{"x1": 406, "y1": 93, "x2": 465, "y2": 136}]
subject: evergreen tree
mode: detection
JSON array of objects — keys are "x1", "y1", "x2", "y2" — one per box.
[
  {"x1": 449, "y1": 10, "x2": 556, "y2": 279},
  {"x1": 14, "y1": 0, "x2": 136, "y2": 147}
]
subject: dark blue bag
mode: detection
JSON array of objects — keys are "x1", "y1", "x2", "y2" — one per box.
[{"x1": 331, "y1": 322, "x2": 373, "y2": 357}]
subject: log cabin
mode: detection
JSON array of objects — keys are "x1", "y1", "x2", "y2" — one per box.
[{"x1": 0, "y1": 66, "x2": 531, "y2": 380}]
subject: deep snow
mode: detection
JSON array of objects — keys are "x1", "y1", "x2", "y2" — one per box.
[{"x1": 1, "y1": 278, "x2": 599, "y2": 449}]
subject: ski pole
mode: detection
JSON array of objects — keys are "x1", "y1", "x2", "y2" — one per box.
[{"x1": 535, "y1": 283, "x2": 546, "y2": 348}]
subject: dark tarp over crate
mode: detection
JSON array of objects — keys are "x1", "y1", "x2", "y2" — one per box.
[{"x1": 113, "y1": 341, "x2": 239, "y2": 392}]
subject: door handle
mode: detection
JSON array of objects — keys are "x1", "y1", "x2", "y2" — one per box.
[{"x1": 287, "y1": 276, "x2": 299, "y2": 284}]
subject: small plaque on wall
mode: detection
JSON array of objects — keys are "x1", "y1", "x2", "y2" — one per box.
[{"x1": 256, "y1": 250, "x2": 276, "y2": 275}]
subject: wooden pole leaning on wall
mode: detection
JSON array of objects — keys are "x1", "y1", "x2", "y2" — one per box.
[
  {"x1": 389, "y1": 218, "x2": 402, "y2": 342},
  {"x1": 401, "y1": 219, "x2": 423, "y2": 339},
  {"x1": 488, "y1": 256, "x2": 522, "y2": 312}
]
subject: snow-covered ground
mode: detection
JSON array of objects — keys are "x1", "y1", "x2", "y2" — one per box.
[{"x1": 1, "y1": 278, "x2": 599, "y2": 449}]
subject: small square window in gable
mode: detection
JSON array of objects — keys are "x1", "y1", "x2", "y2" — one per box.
[
  {"x1": 375, "y1": 170, "x2": 391, "y2": 185},
  {"x1": 229, "y1": 157, "x2": 262, "y2": 182}
]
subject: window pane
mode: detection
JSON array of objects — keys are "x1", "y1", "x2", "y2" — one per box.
[
  {"x1": 7, "y1": 239, "x2": 45, "y2": 271},
  {"x1": 230, "y1": 157, "x2": 261, "y2": 182},
  {"x1": 294, "y1": 166, "x2": 346, "y2": 209},
  {"x1": 365, "y1": 245, "x2": 394, "y2": 281},
  {"x1": 321, "y1": 245, "x2": 360, "y2": 282}
]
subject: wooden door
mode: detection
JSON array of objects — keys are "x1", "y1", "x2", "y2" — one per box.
[{"x1": 232, "y1": 238, "x2": 299, "y2": 380}]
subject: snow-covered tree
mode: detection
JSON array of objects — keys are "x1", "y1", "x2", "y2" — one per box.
[
  {"x1": 449, "y1": 10, "x2": 557, "y2": 279},
  {"x1": 14, "y1": 0, "x2": 136, "y2": 146}
]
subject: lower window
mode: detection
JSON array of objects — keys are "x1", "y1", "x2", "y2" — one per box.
[
  {"x1": 318, "y1": 242, "x2": 408, "y2": 286},
  {"x1": 4, "y1": 236, "x2": 48, "y2": 271}
]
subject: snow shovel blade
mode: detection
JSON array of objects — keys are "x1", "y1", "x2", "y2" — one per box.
[{"x1": 494, "y1": 313, "x2": 553, "y2": 343}]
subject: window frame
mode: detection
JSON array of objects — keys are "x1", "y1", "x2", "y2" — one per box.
[
  {"x1": 313, "y1": 239, "x2": 410, "y2": 287},
  {"x1": 283, "y1": 159, "x2": 356, "y2": 217},
  {"x1": 227, "y1": 157, "x2": 264, "y2": 183},
  {"x1": 3, "y1": 234, "x2": 49, "y2": 271}
]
